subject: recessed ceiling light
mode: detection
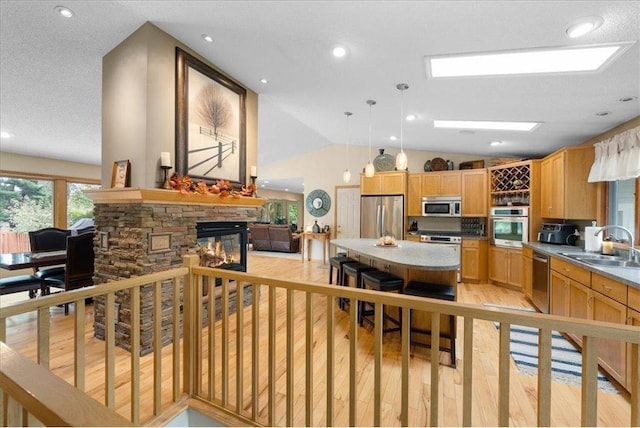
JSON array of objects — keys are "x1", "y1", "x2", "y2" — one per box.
[
  {"x1": 332, "y1": 45, "x2": 347, "y2": 58},
  {"x1": 263, "y1": 180, "x2": 269, "y2": 184},
  {"x1": 406, "y1": 114, "x2": 416, "y2": 121},
  {"x1": 595, "y1": 111, "x2": 611, "y2": 116},
  {"x1": 260, "y1": 78, "x2": 268, "y2": 84},
  {"x1": 284, "y1": 188, "x2": 289, "y2": 192},
  {"x1": 390, "y1": 136, "x2": 398, "y2": 141},
  {"x1": 54, "y1": 5, "x2": 74, "y2": 18},
  {"x1": 566, "y1": 16, "x2": 603, "y2": 38},
  {"x1": 619, "y1": 96, "x2": 637, "y2": 102},
  {"x1": 426, "y1": 42, "x2": 632, "y2": 78},
  {"x1": 489, "y1": 141, "x2": 503, "y2": 146},
  {"x1": 1, "y1": 131, "x2": 14, "y2": 139},
  {"x1": 434, "y1": 120, "x2": 540, "y2": 132},
  {"x1": 201, "y1": 34, "x2": 214, "y2": 43}
]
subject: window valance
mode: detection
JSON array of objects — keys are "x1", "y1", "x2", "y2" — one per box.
[{"x1": 588, "y1": 126, "x2": 640, "y2": 182}]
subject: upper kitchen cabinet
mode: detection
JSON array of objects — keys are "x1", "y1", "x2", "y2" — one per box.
[
  {"x1": 461, "y1": 169, "x2": 488, "y2": 216},
  {"x1": 407, "y1": 174, "x2": 422, "y2": 216},
  {"x1": 421, "y1": 170, "x2": 461, "y2": 196},
  {"x1": 540, "y1": 146, "x2": 596, "y2": 220},
  {"x1": 360, "y1": 171, "x2": 407, "y2": 196}
]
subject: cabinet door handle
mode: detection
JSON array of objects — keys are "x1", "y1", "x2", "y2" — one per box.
[{"x1": 601, "y1": 285, "x2": 612, "y2": 291}]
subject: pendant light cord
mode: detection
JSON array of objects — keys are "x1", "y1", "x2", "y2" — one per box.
[
  {"x1": 367, "y1": 100, "x2": 376, "y2": 161},
  {"x1": 400, "y1": 88, "x2": 404, "y2": 153}
]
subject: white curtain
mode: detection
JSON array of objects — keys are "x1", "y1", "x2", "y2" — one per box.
[{"x1": 588, "y1": 126, "x2": 640, "y2": 182}]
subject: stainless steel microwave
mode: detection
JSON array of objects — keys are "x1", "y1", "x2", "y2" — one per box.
[{"x1": 422, "y1": 196, "x2": 461, "y2": 217}]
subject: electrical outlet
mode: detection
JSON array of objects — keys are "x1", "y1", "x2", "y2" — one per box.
[{"x1": 113, "y1": 302, "x2": 120, "y2": 324}]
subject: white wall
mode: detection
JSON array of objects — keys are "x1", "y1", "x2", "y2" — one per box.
[{"x1": 0, "y1": 152, "x2": 101, "y2": 180}]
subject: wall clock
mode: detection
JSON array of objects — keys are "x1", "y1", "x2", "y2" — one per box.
[{"x1": 306, "y1": 189, "x2": 331, "y2": 217}]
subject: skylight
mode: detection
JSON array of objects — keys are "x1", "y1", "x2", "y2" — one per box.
[
  {"x1": 433, "y1": 120, "x2": 540, "y2": 132},
  {"x1": 426, "y1": 43, "x2": 632, "y2": 78}
]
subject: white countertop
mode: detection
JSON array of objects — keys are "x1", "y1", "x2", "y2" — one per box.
[{"x1": 331, "y1": 238, "x2": 460, "y2": 271}]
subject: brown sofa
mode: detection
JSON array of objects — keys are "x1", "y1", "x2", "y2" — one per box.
[{"x1": 250, "y1": 224, "x2": 300, "y2": 253}]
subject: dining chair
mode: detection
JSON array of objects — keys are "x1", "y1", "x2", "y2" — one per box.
[
  {"x1": 45, "y1": 232, "x2": 95, "y2": 315},
  {"x1": 28, "y1": 227, "x2": 72, "y2": 288}
]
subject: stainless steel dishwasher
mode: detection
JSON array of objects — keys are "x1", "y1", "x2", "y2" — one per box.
[{"x1": 532, "y1": 251, "x2": 550, "y2": 313}]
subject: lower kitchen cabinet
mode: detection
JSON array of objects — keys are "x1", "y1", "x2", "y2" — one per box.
[
  {"x1": 489, "y1": 246, "x2": 522, "y2": 289},
  {"x1": 537, "y1": 252, "x2": 635, "y2": 391},
  {"x1": 592, "y1": 291, "x2": 627, "y2": 386},
  {"x1": 550, "y1": 270, "x2": 570, "y2": 317},
  {"x1": 568, "y1": 280, "x2": 591, "y2": 347},
  {"x1": 627, "y1": 306, "x2": 640, "y2": 389},
  {"x1": 461, "y1": 239, "x2": 487, "y2": 283}
]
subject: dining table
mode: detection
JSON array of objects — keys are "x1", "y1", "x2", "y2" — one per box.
[{"x1": 0, "y1": 250, "x2": 67, "y2": 271}]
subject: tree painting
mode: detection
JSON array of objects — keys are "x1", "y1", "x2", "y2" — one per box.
[{"x1": 197, "y1": 85, "x2": 231, "y2": 137}]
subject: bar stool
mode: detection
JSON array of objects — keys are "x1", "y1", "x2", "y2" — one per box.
[
  {"x1": 329, "y1": 255, "x2": 355, "y2": 285},
  {"x1": 402, "y1": 281, "x2": 456, "y2": 368},
  {"x1": 341, "y1": 262, "x2": 377, "y2": 312},
  {"x1": 360, "y1": 270, "x2": 403, "y2": 332}
]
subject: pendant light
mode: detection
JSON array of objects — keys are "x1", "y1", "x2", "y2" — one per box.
[
  {"x1": 395, "y1": 83, "x2": 409, "y2": 171},
  {"x1": 343, "y1": 111, "x2": 353, "y2": 183},
  {"x1": 364, "y1": 100, "x2": 376, "y2": 178}
]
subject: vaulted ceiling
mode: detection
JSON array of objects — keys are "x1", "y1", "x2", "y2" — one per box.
[{"x1": 1, "y1": 1, "x2": 638, "y2": 173}]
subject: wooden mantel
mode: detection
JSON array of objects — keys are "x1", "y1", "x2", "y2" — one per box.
[{"x1": 85, "y1": 187, "x2": 267, "y2": 207}]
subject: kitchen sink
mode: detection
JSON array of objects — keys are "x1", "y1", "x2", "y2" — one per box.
[{"x1": 559, "y1": 252, "x2": 640, "y2": 269}]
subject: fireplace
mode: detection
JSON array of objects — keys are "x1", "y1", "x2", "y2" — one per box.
[{"x1": 196, "y1": 221, "x2": 248, "y2": 276}]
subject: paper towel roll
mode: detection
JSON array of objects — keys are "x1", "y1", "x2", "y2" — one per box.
[{"x1": 584, "y1": 226, "x2": 602, "y2": 252}]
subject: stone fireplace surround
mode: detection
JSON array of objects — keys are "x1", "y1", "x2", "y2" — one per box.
[{"x1": 86, "y1": 188, "x2": 265, "y2": 355}]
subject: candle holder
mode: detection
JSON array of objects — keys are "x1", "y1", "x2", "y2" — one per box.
[
  {"x1": 161, "y1": 166, "x2": 172, "y2": 190},
  {"x1": 250, "y1": 175, "x2": 258, "y2": 197}
]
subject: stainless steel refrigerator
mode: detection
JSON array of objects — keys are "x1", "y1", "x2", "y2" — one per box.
[{"x1": 360, "y1": 195, "x2": 404, "y2": 239}]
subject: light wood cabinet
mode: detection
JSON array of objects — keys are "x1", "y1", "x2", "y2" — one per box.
[
  {"x1": 568, "y1": 280, "x2": 591, "y2": 347},
  {"x1": 407, "y1": 174, "x2": 422, "y2": 216},
  {"x1": 405, "y1": 234, "x2": 420, "y2": 242},
  {"x1": 461, "y1": 169, "x2": 488, "y2": 217},
  {"x1": 627, "y1": 307, "x2": 640, "y2": 389},
  {"x1": 550, "y1": 257, "x2": 591, "y2": 346},
  {"x1": 543, "y1": 253, "x2": 633, "y2": 390},
  {"x1": 550, "y1": 270, "x2": 570, "y2": 317},
  {"x1": 421, "y1": 171, "x2": 461, "y2": 196},
  {"x1": 488, "y1": 246, "x2": 522, "y2": 289},
  {"x1": 592, "y1": 290, "x2": 627, "y2": 386},
  {"x1": 540, "y1": 146, "x2": 597, "y2": 219},
  {"x1": 360, "y1": 171, "x2": 407, "y2": 195},
  {"x1": 461, "y1": 239, "x2": 487, "y2": 283}
]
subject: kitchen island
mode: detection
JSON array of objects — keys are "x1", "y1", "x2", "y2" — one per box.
[
  {"x1": 331, "y1": 238, "x2": 460, "y2": 360},
  {"x1": 331, "y1": 238, "x2": 460, "y2": 272},
  {"x1": 331, "y1": 238, "x2": 460, "y2": 286}
]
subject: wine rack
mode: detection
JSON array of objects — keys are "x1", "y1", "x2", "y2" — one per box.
[{"x1": 490, "y1": 163, "x2": 531, "y2": 206}]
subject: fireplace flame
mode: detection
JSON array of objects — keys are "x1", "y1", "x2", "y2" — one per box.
[{"x1": 198, "y1": 241, "x2": 233, "y2": 268}]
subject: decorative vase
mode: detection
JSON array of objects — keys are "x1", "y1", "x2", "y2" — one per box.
[{"x1": 312, "y1": 220, "x2": 320, "y2": 233}]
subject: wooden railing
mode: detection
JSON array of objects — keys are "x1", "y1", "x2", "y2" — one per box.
[
  {"x1": 0, "y1": 266, "x2": 189, "y2": 426},
  {"x1": 0, "y1": 342, "x2": 130, "y2": 426},
  {"x1": 186, "y1": 258, "x2": 640, "y2": 427},
  {"x1": 1, "y1": 254, "x2": 638, "y2": 426}
]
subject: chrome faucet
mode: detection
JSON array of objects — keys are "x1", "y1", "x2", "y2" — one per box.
[{"x1": 595, "y1": 225, "x2": 636, "y2": 260}]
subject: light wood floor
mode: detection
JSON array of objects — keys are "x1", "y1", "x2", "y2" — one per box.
[{"x1": 2, "y1": 252, "x2": 632, "y2": 426}]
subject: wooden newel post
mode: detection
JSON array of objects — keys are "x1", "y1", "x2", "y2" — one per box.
[{"x1": 182, "y1": 254, "x2": 200, "y2": 396}]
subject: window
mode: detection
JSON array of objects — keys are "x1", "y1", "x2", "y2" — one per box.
[
  {"x1": 67, "y1": 182, "x2": 100, "y2": 227},
  {"x1": 607, "y1": 178, "x2": 636, "y2": 240},
  {"x1": 0, "y1": 174, "x2": 100, "y2": 253},
  {"x1": 0, "y1": 176, "x2": 54, "y2": 252}
]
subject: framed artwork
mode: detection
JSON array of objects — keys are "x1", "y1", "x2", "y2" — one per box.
[
  {"x1": 176, "y1": 47, "x2": 247, "y2": 188},
  {"x1": 111, "y1": 160, "x2": 131, "y2": 188}
]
